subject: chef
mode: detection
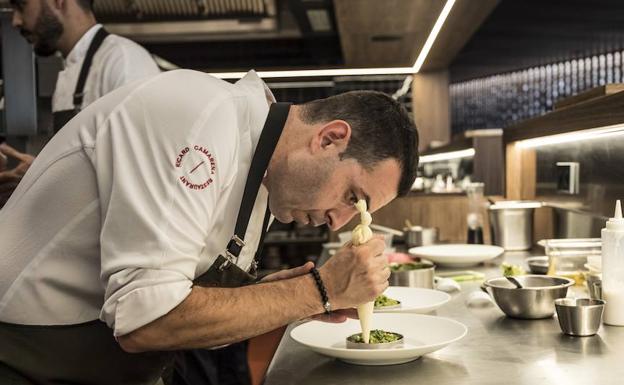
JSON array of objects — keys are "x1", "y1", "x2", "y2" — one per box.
[
  {"x1": 0, "y1": 69, "x2": 419, "y2": 384},
  {"x1": 2, "y1": 0, "x2": 160, "y2": 202},
  {"x1": 10, "y1": 0, "x2": 160, "y2": 131}
]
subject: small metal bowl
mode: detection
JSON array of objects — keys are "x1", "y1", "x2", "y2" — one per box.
[
  {"x1": 526, "y1": 256, "x2": 549, "y2": 274},
  {"x1": 484, "y1": 275, "x2": 574, "y2": 319},
  {"x1": 389, "y1": 262, "x2": 435, "y2": 289},
  {"x1": 346, "y1": 332, "x2": 404, "y2": 350},
  {"x1": 555, "y1": 298, "x2": 605, "y2": 336}
]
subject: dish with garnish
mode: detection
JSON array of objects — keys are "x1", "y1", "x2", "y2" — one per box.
[{"x1": 373, "y1": 287, "x2": 450, "y2": 314}]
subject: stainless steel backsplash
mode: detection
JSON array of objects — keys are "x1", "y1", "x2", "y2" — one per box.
[{"x1": 536, "y1": 135, "x2": 622, "y2": 237}]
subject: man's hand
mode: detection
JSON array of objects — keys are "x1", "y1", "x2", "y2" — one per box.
[
  {"x1": 261, "y1": 262, "x2": 363, "y2": 324},
  {"x1": 260, "y1": 261, "x2": 315, "y2": 283},
  {"x1": 318, "y1": 236, "x2": 389, "y2": 310},
  {"x1": 0, "y1": 143, "x2": 34, "y2": 183}
]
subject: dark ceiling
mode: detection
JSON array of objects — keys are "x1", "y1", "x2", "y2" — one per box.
[
  {"x1": 449, "y1": 0, "x2": 624, "y2": 83},
  {"x1": 4, "y1": 0, "x2": 624, "y2": 81},
  {"x1": 126, "y1": 0, "x2": 345, "y2": 71},
  {"x1": 144, "y1": 35, "x2": 343, "y2": 71}
]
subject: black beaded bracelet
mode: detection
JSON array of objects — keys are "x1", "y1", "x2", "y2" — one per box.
[{"x1": 310, "y1": 267, "x2": 331, "y2": 314}]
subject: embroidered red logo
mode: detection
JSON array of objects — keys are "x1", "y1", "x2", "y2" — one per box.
[{"x1": 175, "y1": 145, "x2": 216, "y2": 190}]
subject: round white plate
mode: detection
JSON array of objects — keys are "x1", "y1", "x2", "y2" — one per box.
[
  {"x1": 408, "y1": 244, "x2": 504, "y2": 267},
  {"x1": 374, "y1": 287, "x2": 450, "y2": 313},
  {"x1": 290, "y1": 313, "x2": 467, "y2": 366}
]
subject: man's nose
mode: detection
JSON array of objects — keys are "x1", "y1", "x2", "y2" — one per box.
[
  {"x1": 12, "y1": 10, "x2": 23, "y2": 29},
  {"x1": 327, "y1": 206, "x2": 358, "y2": 231}
]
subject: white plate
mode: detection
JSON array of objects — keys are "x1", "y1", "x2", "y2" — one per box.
[
  {"x1": 409, "y1": 244, "x2": 504, "y2": 267},
  {"x1": 374, "y1": 287, "x2": 450, "y2": 314},
  {"x1": 290, "y1": 313, "x2": 467, "y2": 365}
]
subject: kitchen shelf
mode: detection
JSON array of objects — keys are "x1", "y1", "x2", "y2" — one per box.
[{"x1": 503, "y1": 87, "x2": 624, "y2": 144}]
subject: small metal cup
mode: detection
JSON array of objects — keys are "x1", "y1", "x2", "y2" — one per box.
[
  {"x1": 403, "y1": 226, "x2": 438, "y2": 248},
  {"x1": 555, "y1": 298, "x2": 605, "y2": 337},
  {"x1": 389, "y1": 262, "x2": 435, "y2": 289}
]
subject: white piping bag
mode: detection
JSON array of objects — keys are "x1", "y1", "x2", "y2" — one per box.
[{"x1": 352, "y1": 199, "x2": 374, "y2": 343}]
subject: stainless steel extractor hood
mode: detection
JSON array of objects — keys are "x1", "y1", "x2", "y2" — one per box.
[{"x1": 95, "y1": 0, "x2": 278, "y2": 42}]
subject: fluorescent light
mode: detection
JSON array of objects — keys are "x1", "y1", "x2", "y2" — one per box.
[
  {"x1": 208, "y1": 0, "x2": 456, "y2": 80},
  {"x1": 419, "y1": 148, "x2": 475, "y2": 163},
  {"x1": 412, "y1": 0, "x2": 456, "y2": 73},
  {"x1": 210, "y1": 67, "x2": 415, "y2": 79},
  {"x1": 517, "y1": 123, "x2": 624, "y2": 148}
]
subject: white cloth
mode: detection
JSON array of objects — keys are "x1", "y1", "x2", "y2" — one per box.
[
  {"x1": 52, "y1": 24, "x2": 161, "y2": 112},
  {"x1": 0, "y1": 70, "x2": 275, "y2": 337}
]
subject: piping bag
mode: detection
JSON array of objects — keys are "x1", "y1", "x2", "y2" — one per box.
[{"x1": 352, "y1": 199, "x2": 375, "y2": 343}]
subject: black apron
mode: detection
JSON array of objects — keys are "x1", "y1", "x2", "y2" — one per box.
[
  {"x1": 52, "y1": 27, "x2": 109, "y2": 132},
  {"x1": 0, "y1": 102, "x2": 291, "y2": 385}
]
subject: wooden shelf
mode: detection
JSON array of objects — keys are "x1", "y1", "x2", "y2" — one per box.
[{"x1": 503, "y1": 89, "x2": 624, "y2": 144}]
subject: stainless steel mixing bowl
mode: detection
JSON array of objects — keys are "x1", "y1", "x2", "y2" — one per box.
[{"x1": 484, "y1": 275, "x2": 574, "y2": 319}]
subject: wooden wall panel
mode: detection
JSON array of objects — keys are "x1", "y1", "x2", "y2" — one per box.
[
  {"x1": 505, "y1": 143, "x2": 536, "y2": 200},
  {"x1": 332, "y1": 194, "x2": 495, "y2": 245},
  {"x1": 412, "y1": 70, "x2": 450, "y2": 151}
]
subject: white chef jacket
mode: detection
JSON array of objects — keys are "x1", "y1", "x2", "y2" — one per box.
[
  {"x1": 52, "y1": 24, "x2": 161, "y2": 112},
  {"x1": 0, "y1": 70, "x2": 275, "y2": 337}
]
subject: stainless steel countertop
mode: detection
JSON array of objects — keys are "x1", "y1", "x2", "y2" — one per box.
[{"x1": 264, "y1": 249, "x2": 624, "y2": 385}]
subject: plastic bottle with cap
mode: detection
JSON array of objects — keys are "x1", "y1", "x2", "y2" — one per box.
[{"x1": 602, "y1": 200, "x2": 624, "y2": 325}]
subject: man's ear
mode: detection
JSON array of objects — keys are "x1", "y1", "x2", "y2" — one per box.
[{"x1": 311, "y1": 120, "x2": 351, "y2": 154}]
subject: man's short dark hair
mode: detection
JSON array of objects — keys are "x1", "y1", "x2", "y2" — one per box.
[{"x1": 299, "y1": 90, "x2": 419, "y2": 196}]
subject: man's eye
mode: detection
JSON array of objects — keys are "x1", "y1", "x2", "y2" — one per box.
[{"x1": 349, "y1": 192, "x2": 358, "y2": 205}]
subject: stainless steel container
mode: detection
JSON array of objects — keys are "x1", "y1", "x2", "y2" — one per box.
[
  {"x1": 403, "y1": 226, "x2": 438, "y2": 248},
  {"x1": 488, "y1": 201, "x2": 541, "y2": 251},
  {"x1": 585, "y1": 273, "x2": 602, "y2": 300},
  {"x1": 526, "y1": 256, "x2": 549, "y2": 274},
  {"x1": 555, "y1": 298, "x2": 605, "y2": 336},
  {"x1": 484, "y1": 275, "x2": 574, "y2": 319},
  {"x1": 389, "y1": 262, "x2": 435, "y2": 289}
]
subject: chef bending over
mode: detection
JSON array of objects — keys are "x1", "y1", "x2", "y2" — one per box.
[{"x1": 0, "y1": 69, "x2": 419, "y2": 384}]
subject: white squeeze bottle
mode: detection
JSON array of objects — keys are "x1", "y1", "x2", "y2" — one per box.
[{"x1": 602, "y1": 200, "x2": 624, "y2": 326}]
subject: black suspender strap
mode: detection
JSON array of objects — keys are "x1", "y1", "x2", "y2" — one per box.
[
  {"x1": 222, "y1": 102, "x2": 290, "y2": 267},
  {"x1": 72, "y1": 27, "x2": 110, "y2": 109},
  {"x1": 250, "y1": 205, "x2": 273, "y2": 272}
]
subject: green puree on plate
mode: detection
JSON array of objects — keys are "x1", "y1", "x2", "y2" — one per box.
[
  {"x1": 374, "y1": 294, "x2": 400, "y2": 308},
  {"x1": 347, "y1": 330, "x2": 402, "y2": 344}
]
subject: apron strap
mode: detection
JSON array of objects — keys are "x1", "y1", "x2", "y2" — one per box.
[
  {"x1": 222, "y1": 102, "x2": 290, "y2": 268},
  {"x1": 72, "y1": 27, "x2": 110, "y2": 109},
  {"x1": 249, "y1": 204, "x2": 272, "y2": 274}
]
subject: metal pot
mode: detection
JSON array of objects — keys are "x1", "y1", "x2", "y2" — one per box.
[
  {"x1": 488, "y1": 201, "x2": 541, "y2": 251},
  {"x1": 403, "y1": 226, "x2": 438, "y2": 248}
]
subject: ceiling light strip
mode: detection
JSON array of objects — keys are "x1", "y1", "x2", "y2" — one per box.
[
  {"x1": 208, "y1": 0, "x2": 456, "y2": 79},
  {"x1": 210, "y1": 67, "x2": 416, "y2": 79},
  {"x1": 412, "y1": 0, "x2": 456, "y2": 72},
  {"x1": 419, "y1": 148, "x2": 475, "y2": 163},
  {"x1": 516, "y1": 123, "x2": 624, "y2": 149}
]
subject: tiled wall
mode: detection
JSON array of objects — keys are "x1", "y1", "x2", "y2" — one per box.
[{"x1": 451, "y1": 51, "x2": 624, "y2": 134}]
